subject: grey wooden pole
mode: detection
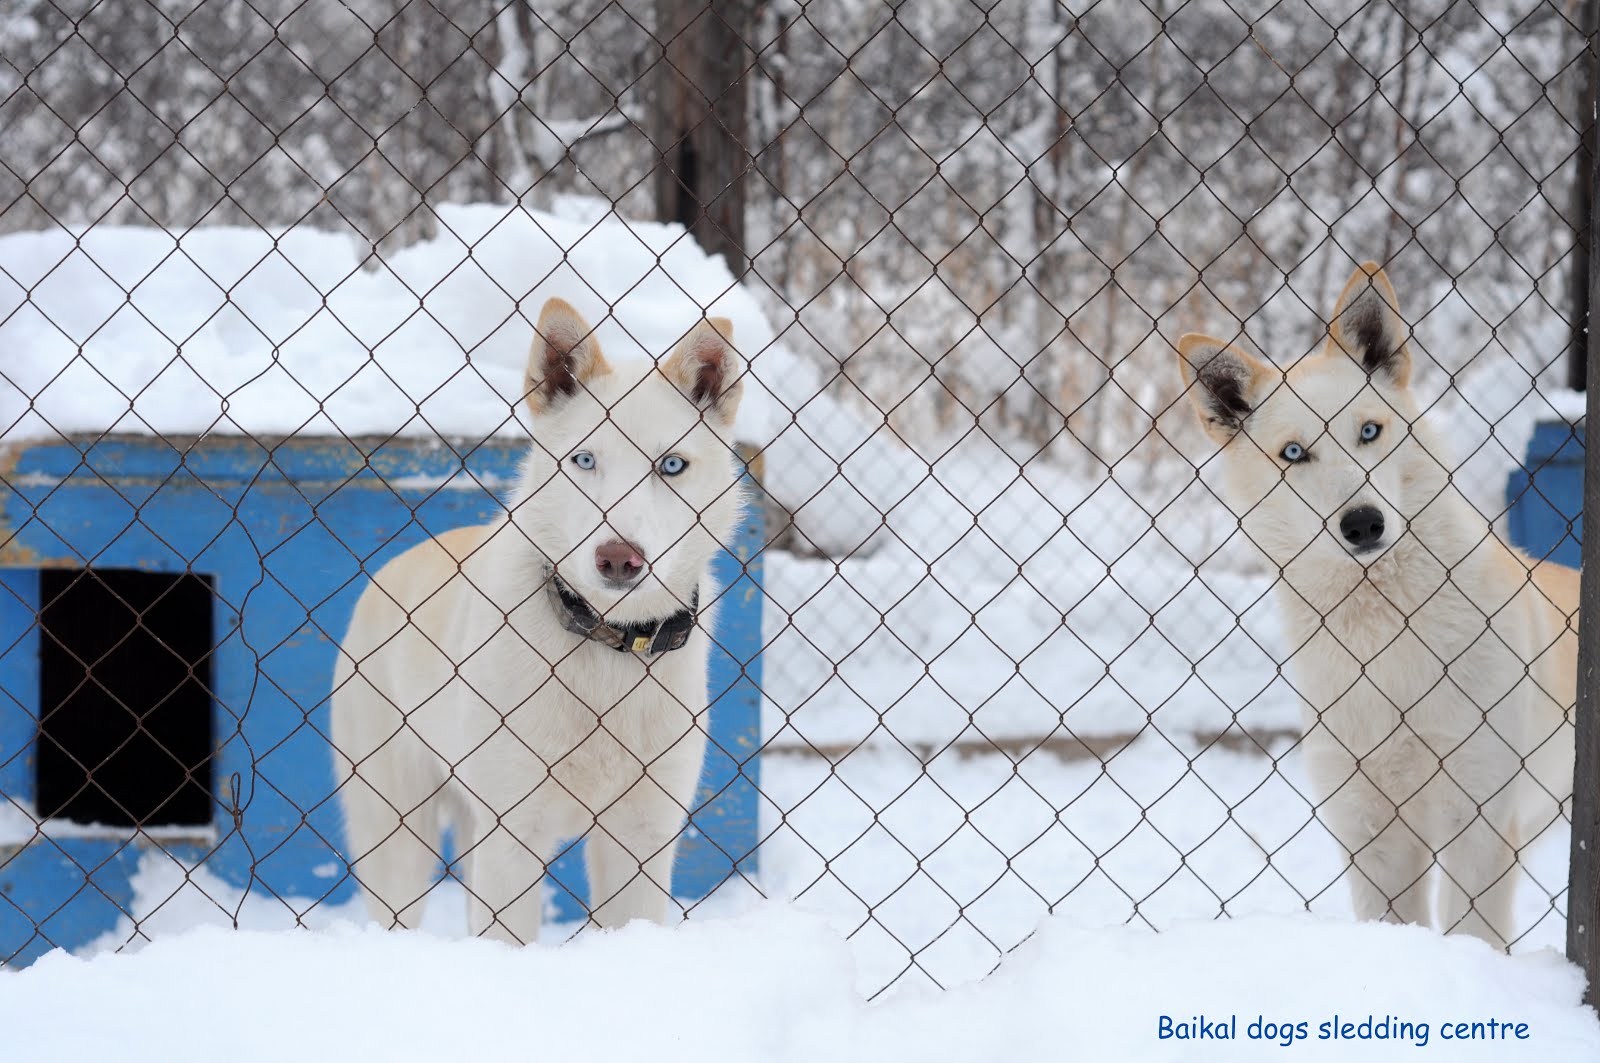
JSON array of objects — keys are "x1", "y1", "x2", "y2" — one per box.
[
  {"x1": 1572, "y1": 34, "x2": 1596, "y2": 392},
  {"x1": 1568, "y1": 8, "x2": 1600, "y2": 1007}
]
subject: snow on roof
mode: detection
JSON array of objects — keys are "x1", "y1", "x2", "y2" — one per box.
[
  {"x1": 0, "y1": 198, "x2": 935, "y2": 558},
  {"x1": 0, "y1": 198, "x2": 795, "y2": 447}
]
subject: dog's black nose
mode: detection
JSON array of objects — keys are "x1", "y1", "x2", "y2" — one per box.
[{"x1": 1339, "y1": 505, "x2": 1386, "y2": 550}]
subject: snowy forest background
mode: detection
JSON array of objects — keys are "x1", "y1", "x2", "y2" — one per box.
[{"x1": 2, "y1": 0, "x2": 1591, "y2": 500}]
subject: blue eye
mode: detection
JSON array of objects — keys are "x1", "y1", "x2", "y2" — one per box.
[
  {"x1": 1280, "y1": 442, "x2": 1306, "y2": 463},
  {"x1": 659, "y1": 454, "x2": 688, "y2": 476},
  {"x1": 1360, "y1": 421, "x2": 1382, "y2": 443},
  {"x1": 571, "y1": 451, "x2": 596, "y2": 470}
]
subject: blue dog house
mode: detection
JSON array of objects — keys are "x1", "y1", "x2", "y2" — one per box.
[
  {"x1": 0, "y1": 434, "x2": 763, "y2": 966},
  {"x1": 1505, "y1": 420, "x2": 1585, "y2": 567}
]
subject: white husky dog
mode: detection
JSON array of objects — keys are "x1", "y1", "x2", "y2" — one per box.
[
  {"x1": 331, "y1": 297, "x2": 746, "y2": 943},
  {"x1": 1176, "y1": 263, "x2": 1578, "y2": 947}
]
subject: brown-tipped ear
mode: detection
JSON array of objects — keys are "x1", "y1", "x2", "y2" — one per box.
[
  {"x1": 661, "y1": 317, "x2": 744, "y2": 424},
  {"x1": 526, "y1": 298, "x2": 611, "y2": 414},
  {"x1": 1176, "y1": 333, "x2": 1274, "y2": 443},
  {"x1": 1329, "y1": 262, "x2": 1411, "y2": 387}
]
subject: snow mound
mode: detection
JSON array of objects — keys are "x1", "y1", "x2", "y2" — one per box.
[
  {"x1": 0, "y1": 199, "x2": 908, "y2": 558},
  {"x1": 2, "y1": 908, "x2": 1594, "y2": 1062},
  {"x1": 0, "y1": 201, "x2": 784, "y2": 443}
]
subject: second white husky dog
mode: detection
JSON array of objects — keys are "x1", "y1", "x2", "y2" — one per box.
[
  {"x1": 1177, "y1": 263, "x2": 1578, "y2": 947},
  {"x1": 331, "y1": 298, "x2": 746, "y2": 943}
]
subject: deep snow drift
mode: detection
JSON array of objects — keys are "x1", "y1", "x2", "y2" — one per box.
[{"x1": 2, "y1": 908, "x2": 1596, "y2": 1062}]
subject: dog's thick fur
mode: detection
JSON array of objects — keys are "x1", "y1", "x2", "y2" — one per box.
[
  {"x1": 331, "y1": 298, "x2": 746, "y2": 943},
  {"x1": 1177, "y1": 263, "x2": 1579, "y2": 946}
]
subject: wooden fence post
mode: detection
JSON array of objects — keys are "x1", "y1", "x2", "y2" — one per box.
[{"x1": 1568, "y1": 6, "x2": 1600, "y2": 1007}]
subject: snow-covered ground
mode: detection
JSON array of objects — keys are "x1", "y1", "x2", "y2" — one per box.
[
  {"x1": 4, "y1": 907, "x2": 1597, "y2": 1062},
  {"x1": 1, "y1": 202, "x2": 1589, "y2": 1034},
  {"x1": 64, "y1": 735, "x2": 1571, "y2": 998}
]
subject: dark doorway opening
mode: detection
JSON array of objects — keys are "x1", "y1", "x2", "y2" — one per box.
[{"x1": 35, "y1": 568, "x2": 215, "y2": 828}]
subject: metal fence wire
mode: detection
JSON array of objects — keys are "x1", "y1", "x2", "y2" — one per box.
[{"x1": 0, "y1": 0, "x2": 1594, "y2": 999}]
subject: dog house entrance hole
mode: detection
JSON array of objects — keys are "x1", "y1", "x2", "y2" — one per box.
[{"x1": 35, "y1": 568, "x2": 215, "y2": 828}]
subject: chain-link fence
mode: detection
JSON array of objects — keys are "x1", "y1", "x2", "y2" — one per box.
[{"x1": 0, "y1": 0, "x2": 1593, "y2": 1000}]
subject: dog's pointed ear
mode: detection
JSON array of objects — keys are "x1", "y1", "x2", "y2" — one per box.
[
  {"x1": 661, "y1": 317, "x2": 744, "y2": 425},
  {"x1": 526, "y1": 298, "x2": 611, "y2": 415},
  {"x1": 1329, "y1": 262, "x2": 1411, "y2": 388},
  {"x1": 1177, "y1": 333, "x2": 1273, "y2": 443}
]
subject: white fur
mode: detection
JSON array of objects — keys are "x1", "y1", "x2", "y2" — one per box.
[
  {"x1": 330, "y1": 302, "x2": 746, "y2": 943},
  {"x1": 1178, "y1": 264, "x2": 1579, "y2": 948}
]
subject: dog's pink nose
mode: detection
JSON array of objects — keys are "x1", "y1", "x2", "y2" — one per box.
[{"x1": 595, "y1": 540, "x2": 646, "y2": 582}]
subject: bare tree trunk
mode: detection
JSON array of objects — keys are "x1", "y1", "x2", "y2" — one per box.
[
  {"x1": 1384, "y1": 9, "x2": 1419, "y2": 258},
  {"x1": 751, "y1": 2, "x2": 794, "y2": 291},
  {"x1": 651, "y1": 0, "x2": 760, "y2": 278},
  {"x1": 1032, "y1": 0, "x2": 1074, "y2": 451}
]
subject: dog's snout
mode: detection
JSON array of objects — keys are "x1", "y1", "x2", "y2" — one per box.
[
  {"x1": 1339, "y1": 505, "x2": 1385, "y2": 551},
  {"x1": 595, "y1": 540, "x2": 646, "y2": 583}
]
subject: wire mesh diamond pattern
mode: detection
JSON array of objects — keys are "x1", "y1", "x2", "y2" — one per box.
[{"x1": 0, "y1": 0, "x2": 1590, "y2": 998}]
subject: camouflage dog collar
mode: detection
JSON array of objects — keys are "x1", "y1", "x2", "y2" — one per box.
[{"x1": 545, "y1": 566, "x2": 699, "y2": 656}]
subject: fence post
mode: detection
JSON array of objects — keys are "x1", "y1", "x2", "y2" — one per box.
[
  {"x1": 1572, "y1": 5, "x2": 1598, "y2": 390},
  {"x1": 1569, "y1": 11, "x2": 1600, "y2": 1007}
]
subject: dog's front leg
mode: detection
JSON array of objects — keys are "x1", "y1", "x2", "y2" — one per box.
[
  {"x1": 584, "y1": 731, "x2": 706, "y2": 928},
  {"x1": 1328, "y1": 793, "x2": 1436, "y2": 927},
  {"x1": 1431, "y1": 760, "x2": 1524, "y2": 949},
  {"x1": 1306, "y1": 741, "x2": 1434, "y2": 926},
  {"x1": 464, "y1": 803, "x2": 555, "y2": 946}
]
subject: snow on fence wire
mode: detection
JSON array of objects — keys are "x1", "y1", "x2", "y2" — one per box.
[{"x1": 0, "y1": 0, "x2": 1594, "y2": 999}]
